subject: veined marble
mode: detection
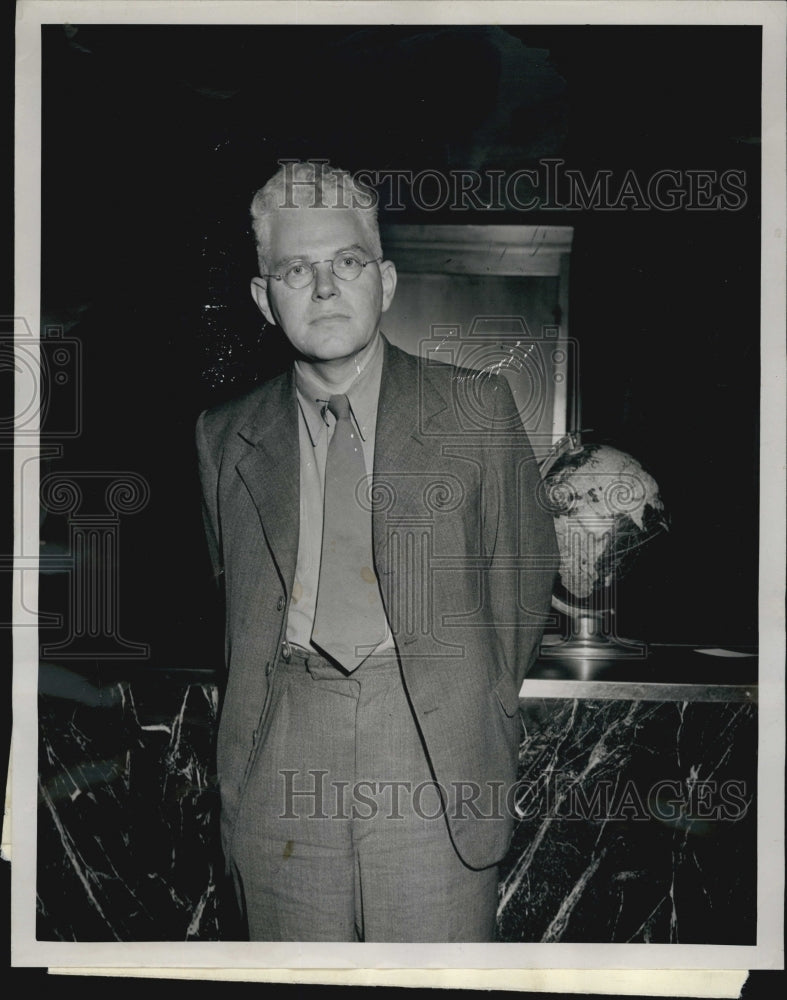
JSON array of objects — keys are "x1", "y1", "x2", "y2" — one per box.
[
  {"x1": 37, "y1": 667, "x2": 757, "y2": 942},
  {"x1": 37, "y1": 669, "x2": 229, "y2": 941},
  {"x1": 498, "y1": 698, "x2": 756, "y2": 943}
]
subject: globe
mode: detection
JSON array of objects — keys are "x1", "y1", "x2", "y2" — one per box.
[{"x1": 539, "y1": 436, "x2": 668, "y2": 661}]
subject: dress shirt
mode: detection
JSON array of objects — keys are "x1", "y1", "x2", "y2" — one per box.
[{"x1": 286, "y1": 330, "x2": 395, "y2": 655}]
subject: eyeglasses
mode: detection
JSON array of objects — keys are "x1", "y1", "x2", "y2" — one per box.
[{"x1": 262, "y1": 252, "x2": 383, "y2": 290}]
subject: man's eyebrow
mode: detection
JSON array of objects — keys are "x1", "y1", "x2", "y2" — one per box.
[{"x1": 272, "y1": 244, "x2": 368, "y2": 269}]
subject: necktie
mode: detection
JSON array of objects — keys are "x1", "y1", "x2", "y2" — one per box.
[{"x1": 311, "y1": 394, "x2": 387, "y2": 671}]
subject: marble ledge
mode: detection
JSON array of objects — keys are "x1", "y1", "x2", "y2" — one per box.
[
  {"x1": 519, "y1": 679, "x2": 757, "y2": 702},
  {"x1": 522, "y1": 644, "x2": 758, "y2": 702}
]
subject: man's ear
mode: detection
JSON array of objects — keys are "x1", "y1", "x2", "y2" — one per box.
[
  {"x1": 250, "y1": 276, "x2": 275, "y2": 326},
  {"x1": 379, "y1": 259, "x2": 398, "y2": 313}
]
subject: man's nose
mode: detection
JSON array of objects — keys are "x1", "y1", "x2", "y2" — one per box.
[{"x1": 311, "y1": 261, "x2": 340, "y2": 299}]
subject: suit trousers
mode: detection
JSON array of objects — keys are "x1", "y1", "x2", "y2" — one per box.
[{"x1": 229, "y1": 644, "x2": 499, "y2": 942}]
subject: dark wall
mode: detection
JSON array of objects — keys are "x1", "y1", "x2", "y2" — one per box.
[{"x1": 39, "y1": 24, "x2": 761, "y2": 664}]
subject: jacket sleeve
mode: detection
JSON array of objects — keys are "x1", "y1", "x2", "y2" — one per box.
[
  {"x1": 484, "y1": 375, "x2": 559, "y2": 689},
  {"x1": 195, "y1": 409, "x2": 224, "y2": 585}
]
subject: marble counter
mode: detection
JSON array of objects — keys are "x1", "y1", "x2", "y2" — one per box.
[
  {"x1": 36, "y1": 656, "x2": 757, "y2": 943},
  {"x1": 37, "y1": 665, "x2": 231, "y2": 942},
  {"x1": 499, "y1": 697, "x2": 756, "y2": 943}
]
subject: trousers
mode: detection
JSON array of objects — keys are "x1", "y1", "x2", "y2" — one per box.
[{"x1": 228, "y1": 643, "x2": 499, "y2": 942}]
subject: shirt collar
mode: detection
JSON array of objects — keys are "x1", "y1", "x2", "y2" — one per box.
[{"x1": 294, "y1": 330, "x2": 384, "y2": 447}]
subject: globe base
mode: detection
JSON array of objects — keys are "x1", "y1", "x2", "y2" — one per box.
[{"x1": 541, "y1": 611, "x2": 647, "y2": 663}]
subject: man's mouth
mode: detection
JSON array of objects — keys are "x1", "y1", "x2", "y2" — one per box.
[{"x1": 309, "y1": 313, "x2": 350, "y2": 324}]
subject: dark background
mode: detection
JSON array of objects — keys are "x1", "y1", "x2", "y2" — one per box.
[{"x1": 38, "y1": 24, "x2": 761, "y2": 667}]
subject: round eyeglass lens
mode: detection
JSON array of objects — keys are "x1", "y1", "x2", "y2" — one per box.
[
  {"x1": 283, "y1": 262, "x2": 313, "y2": 289},
  {"x1": 332, "y1": 253, "x2": 364, "y2": 279}
]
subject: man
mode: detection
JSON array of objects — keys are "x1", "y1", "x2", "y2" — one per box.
[{"x1": 196, "y1": 161, "x2": 558, "y2": 942}]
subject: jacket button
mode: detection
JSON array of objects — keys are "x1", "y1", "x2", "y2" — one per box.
[{"x1": 276, "y1": 596, "x2": 284, "y2": 611}]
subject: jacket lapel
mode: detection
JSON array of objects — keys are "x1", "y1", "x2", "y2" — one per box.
[
  {"x1": 232, "y1": 338, "x2": 450, "y2": 594},
  {"x1": 373, "y1": 338, "x2": 450, "y2": 564},
  {"x1": 235, "y1": 371, "x2": 300, "y2": 593}
]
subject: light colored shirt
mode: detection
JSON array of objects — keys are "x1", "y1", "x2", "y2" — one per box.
[{"x1": 286, "y1": 331, "x2": 395, "y2": 655}]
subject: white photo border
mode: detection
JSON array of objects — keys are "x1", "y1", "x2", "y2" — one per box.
[{"x1": 12, "y1": 0, "x2": 786, "y2": 974}]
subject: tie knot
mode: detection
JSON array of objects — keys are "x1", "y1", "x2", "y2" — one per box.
[{"x1": 327, "y1": 394, "x2": 351, "y2": 422}]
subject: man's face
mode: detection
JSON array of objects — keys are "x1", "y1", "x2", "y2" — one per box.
[{"x1": 251, "y1": 207, "x2": 397, "y2": 362}]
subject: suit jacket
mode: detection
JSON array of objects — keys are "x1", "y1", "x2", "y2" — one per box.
[{"x1": 196, "y1": 335, "x2": 558, "y2": 871}]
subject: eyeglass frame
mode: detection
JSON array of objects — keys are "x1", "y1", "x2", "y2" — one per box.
[{"x1": 260, "y1": 252, "x2": 384, "y2": 289}]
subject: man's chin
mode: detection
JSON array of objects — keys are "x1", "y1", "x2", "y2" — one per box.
[{"x1": 300, "y1": 332, "x2": 376, "y2": 363}]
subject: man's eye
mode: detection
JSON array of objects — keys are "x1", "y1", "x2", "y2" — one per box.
[
  {"x1": 338, "y1": 255, "x2": 361, "y2": 269},
  {"x1": 287, "y1": 263, "x2": 307, "y2": 276}
]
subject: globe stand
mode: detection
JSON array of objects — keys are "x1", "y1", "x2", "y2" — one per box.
[
  {"x1": 540, "y1": 594, "x2": 647, "y2": 677},
  {"x1": 537, "y1": 431, "x2": 667, "y2": 677}
]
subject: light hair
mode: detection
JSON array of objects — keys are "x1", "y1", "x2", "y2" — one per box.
[{"x1": 250, "y1": 161, "x2": 382, "y2": 274}]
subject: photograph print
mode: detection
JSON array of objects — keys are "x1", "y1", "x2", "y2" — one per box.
[{"x1": 12, "y1": 1, "x2": 784, "y2": 971}]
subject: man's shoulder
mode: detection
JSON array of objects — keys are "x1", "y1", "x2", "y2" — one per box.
[
  {"x1": 384, "y1": 336, "x2": 471, "y2": 386},
  {"x1": 385, "y1": 337, "x2": 513, "y2": 407},
  {"x1": 197, "y1": 371, "x2": 290, "y2": 443}
]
